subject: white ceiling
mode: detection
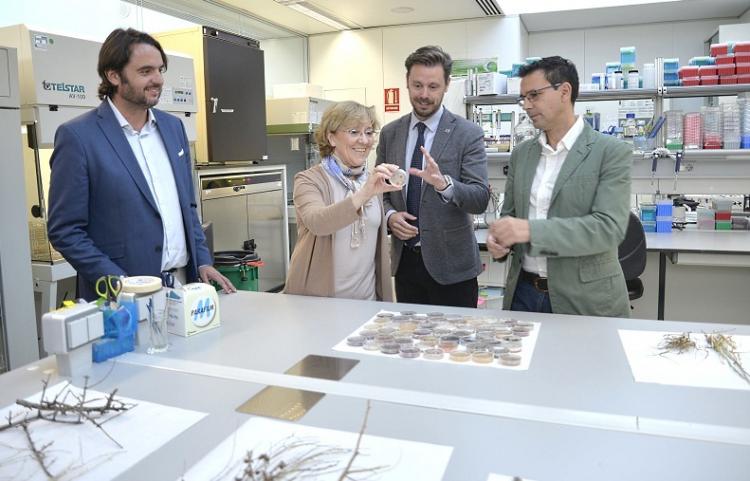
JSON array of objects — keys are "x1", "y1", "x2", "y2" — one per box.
[{"x1": 143, "y1": 0, "x2": 750, "y2": 38}]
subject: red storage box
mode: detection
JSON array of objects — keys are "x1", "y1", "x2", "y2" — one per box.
[
  {"x1": 699, "y1": 65, "x2": 718, "y2": 76},
  {"x1": 716, "y1": 54, "x2": 735, "y2": 65},
  {"x1": 736, "y1": 63, "x2": 750, "y2": 74},
  {"x1": 701, "y1": 75, "x2": 719, "y2": 85},
  {"x1": 720, "y1": 75, "x2": 738, "y2": 85},
  {"x1": 679, "y1": 66, "x2": 700, "y2": 78},
  {"x1": 717, "y1": 64, "x2": 736, "y2": 76},
  {"x1": 681, "y1": 77, "x2": 700, "y2": 86},
  {"x1": 735, "y1": 53, "x2": 750, "y2": 64},
  {"x1": 734, "y1": 41, "x2": 750, "y2": 53},
  {"x1": 737, "y1": 73, "x2": 750, "y2": 84},
  {"x1": 715, "y1": 212, "x2": 732, "y2": 221},
  {"x1": 710, "y1": 43, "x2": 730, "y2": 56}
]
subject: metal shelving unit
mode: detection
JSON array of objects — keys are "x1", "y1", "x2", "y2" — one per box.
[
  {"x1": 663, "y1": 84, "x2": 750, "y2": 99},
  {"x1": 468, "y1": 80, "x2": 750, "y2": 194}
]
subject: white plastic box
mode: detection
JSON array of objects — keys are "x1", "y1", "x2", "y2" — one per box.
[
  {"x1": 476, "y1": 72, "x2": 508, "y2": 95},
  {"x1": 166, "y1": 283, "x2": 221, "y2": 337}
]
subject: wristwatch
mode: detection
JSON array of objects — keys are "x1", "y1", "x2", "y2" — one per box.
[{"x1": 437, "y1": 175, "x2": 452, "y2": 192}]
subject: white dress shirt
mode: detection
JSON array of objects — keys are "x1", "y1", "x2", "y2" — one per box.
[
  {"x1": 523, "y1": 115, "x2": 585, "y2": 277},
  {"x1": 108, "y1": 98, "x2": 188, "y2": 271},
  {"x1": 385, "y1": 105, "x2": 454, "y2": 232}
]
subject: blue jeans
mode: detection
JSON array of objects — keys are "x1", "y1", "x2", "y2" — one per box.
[{"x1": 511, "y1": 277, "x2": 552, "y2": 313}]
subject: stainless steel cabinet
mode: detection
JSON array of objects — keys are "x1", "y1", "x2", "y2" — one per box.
[{"x1": 199, "y1": 167, "x2": 289, "y2": 292}]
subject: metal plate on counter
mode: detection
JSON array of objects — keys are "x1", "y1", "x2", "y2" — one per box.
[
  {"x1": 284, "y1": 354, "x2": 358, "y2": 381},
  {"x1": 236, "y1": 386, "x2": 324, "y2": 421},
  {"x1": 236, "y1": 355, "x2": 359, "y2": 420}
]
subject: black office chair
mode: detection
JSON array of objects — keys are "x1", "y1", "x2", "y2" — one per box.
[{"x1": 618, "y1": 212, "x2": 647, "y2": 301}]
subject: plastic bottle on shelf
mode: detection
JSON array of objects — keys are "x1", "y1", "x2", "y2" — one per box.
[
  {"x1": 623, "y1": 113, "x2": 638, "y2": 144},
  {"x1": 642, "y1": 63, "x2": 656, "y2": 89}
]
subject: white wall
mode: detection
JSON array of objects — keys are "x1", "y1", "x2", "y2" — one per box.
[
  {"x1": 309, "y1": 16, "x2": 527, "y2": 126},
  {"x1": 719, "y1": 22, "x2": 750, "y2": 43},
  {"x1": 529, "y1": 18, "x2": 734, "y2": 82},
  {"x1": 260, "y1": 36, "x2": 308, "y2": 97}
]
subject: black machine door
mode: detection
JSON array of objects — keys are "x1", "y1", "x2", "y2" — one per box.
[{"x1": 203, "y1": 27, "x2": 267, "y2": 162}]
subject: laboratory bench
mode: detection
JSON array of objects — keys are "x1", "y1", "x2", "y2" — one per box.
[
  {"x1": 645, "y1": 228, "x2": 750, "y2": 321},
  {"x1": 1, "y1": 291, "x2": 749, "y2": 480},
  {"x1": 475, "y1": 227, "x2": 750, "y2": 323}
]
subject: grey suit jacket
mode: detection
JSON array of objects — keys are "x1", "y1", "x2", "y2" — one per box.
[
  {"x1": 376, "y1": 108, "x2": 490, "y2": 285},
  {"x1": 501, "y1": 122, "x2": 632, "y2": 318}
]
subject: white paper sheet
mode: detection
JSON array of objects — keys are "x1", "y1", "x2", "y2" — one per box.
[
  {"x1": 180, "y1": 416, "x2": 452, "y2": 480},
  {"x1": 0, "y1": 382, "x2": 206, "y2": 481},
  {"x1": 333, "y1": 310, "x2": 541, "y2": 370},
  {"x1": 618, "y1": 329, "x2": 750, "y2": 391}
]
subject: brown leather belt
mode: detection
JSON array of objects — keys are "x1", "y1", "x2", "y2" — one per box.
[{"x1": 519, "y1": 269, "x2": 549, "y2": 292}]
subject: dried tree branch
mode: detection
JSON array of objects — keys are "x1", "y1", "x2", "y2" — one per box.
[{"x1": 20, "y1": 420, "x2": 54, "y2": 479}]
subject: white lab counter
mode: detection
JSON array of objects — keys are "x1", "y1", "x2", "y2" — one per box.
[
  {"x1": 1, "y1": 291, "x2": 748, "y2": 480},
  {"x1": 476, "y1": 227, "x2": 750, "y2": 323}
]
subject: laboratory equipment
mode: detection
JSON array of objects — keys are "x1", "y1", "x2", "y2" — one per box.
[
  {"x1": 639, "y1": 202, "x2": 656, "y2": 232},
  {"x1": 266, "y1": 96, "x2": 333, "y2": 202},
  {"x1": 620, "y1": 46, "x2": 636, "y2": 69},
  {"x1": 623, "y1": 113, "x2": 638, "y2": 144},
  {"x1": 155, "y1": 26, "x2": 267, "y2": 163},
  {"x1": 665, "y1": 110, "x2": 684, "y2": 150},
  {"x1": 722, "y1": 102, "x2": 741, "y2": 149},
  {"x1": 627, "y1": 70, "x2": 640, "y2": 89},
  {"x1": 199, "y1": 166, "x2": 289, "y2": 292},
  {"x1": 712, "y1": 198, "x2": 733, "y2": 231},
  {"x1": 696, "y1": 207, "x2": 715, "y2": 230},
  {"x1": 0, "y1": 45, "x2": 36, "y2": 372},
  {"x1": 475, "y1": 72, "x2": 507, "y2": 95},
  {"x1": 583, "y1": 108, "x2": 600, "y2": 131},
  {"x1": 656, "y1": 200, "x2": 673, "y2": 233},
  {"x1": 147, "y1": 298, "x2": 168, "y2": 354},
  {"x1": 513, "y1": 112, "x2": 538, "y2": 146},
  {"x1": 701, "y1": 106, "x2": 722, "y2": 149},
  {"x1": 683, "y1": 112, "x2": 702, "y2": 149},
  {"x1": 642, "y1": 63, "x2": 656, "y2": 89},
  {"x1": 663, "y1": 58, "x2": 680, "y2": 86},
  {"x1": 738, "y1": 93, "x2": 750, "y2": 148},
  {"x1": 42, "y1": 301, "x2": 104, "y2": 377}
]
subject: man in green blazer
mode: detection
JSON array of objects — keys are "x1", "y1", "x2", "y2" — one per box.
[{"x1": 487, "y1": 56, "x2": 632, "y2": 318}]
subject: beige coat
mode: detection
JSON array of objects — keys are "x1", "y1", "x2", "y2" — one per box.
[{"x1": 284, "y1": 164, "x2": 393, "y2": 301}]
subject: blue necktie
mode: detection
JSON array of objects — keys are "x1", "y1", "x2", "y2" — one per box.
[{"x1": 406, "y1": 122, "x2": 426, "y2": 247}]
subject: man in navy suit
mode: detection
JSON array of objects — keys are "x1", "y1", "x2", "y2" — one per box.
[{"x1": 47, "y1": 28, "x2": 235, "y2": 301}]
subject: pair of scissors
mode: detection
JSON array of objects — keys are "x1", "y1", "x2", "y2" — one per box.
[{"x1": 95, "y1": 275, "x2": 122, "y2": 306}]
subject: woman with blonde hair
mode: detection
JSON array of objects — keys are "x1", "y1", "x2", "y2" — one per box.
[{"x1": 285, "y1": 101, "x2": 402, "y2": 301}]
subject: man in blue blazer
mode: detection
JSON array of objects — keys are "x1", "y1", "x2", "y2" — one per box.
[
  {"x1": 487, "y1": 56, "x2": 631, "y2": 318},
  {"x1": 47, "y1": 28, "x2": 234, "y2": 301},
  {"x1": 377, "y1": 46, "x2": 490, "y2": 308}
]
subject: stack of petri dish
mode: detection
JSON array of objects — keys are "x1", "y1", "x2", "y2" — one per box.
[
  {"x1": 722, "y1": 101, "x2": 741, "y2": 149},
  {"x1": 665, "y1": 110, "x2": 684, "y2": 150},
  {"x1": 683, "y1": 112, "x2": 702, "y2": 149},
  {"x1": 739, "y1": 93, "x2": 750, "y2": 148},
  {"x1": 701, "y1": 106, "x2": 722, "y2": 149}
]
